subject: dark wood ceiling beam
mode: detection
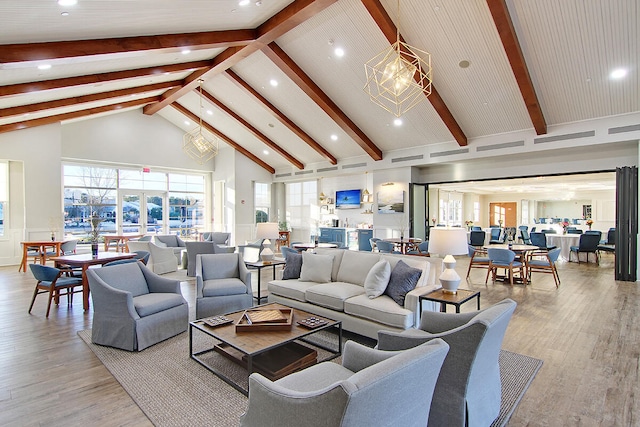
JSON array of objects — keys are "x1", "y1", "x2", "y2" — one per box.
[
  {"x1": 360, "y1": 0, "x2": 468, "y2": 147},
  {"x1": 224, "y1": 70, "x2": 337, "y2": 165},
  {"x1": 263, "y1": 42, "x2": 383, "y2": 161},
  {"x1": 144, "y1": 0, "x2": 338, "y2": 116},
  {"x1": 0, "y1": 30, "x2": 256, "y2": 64},
  {"x1": 199, "y1": 88, "x2": 304, "y2": 170},
  {"x1": 0, "y1": 60, "x2": 211, "y2": 98},
  {"x1": 486, "y1": 0, "x2": 547, "y2": 135},
  {"x1": 170, "y1": 102, "x2": 275, "y2": 174},
  {"x1": 0, "y1": 81, "x2": 180, "y2": 119},
  {"x1": 0, "y1": 96, "x2": 159, "y2": 135}
]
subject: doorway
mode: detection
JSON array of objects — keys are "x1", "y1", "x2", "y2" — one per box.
[
  {"x1": 119, "y1": 191, "x2": 167, "y2": 235},
  {"x1": 489, "y1": 202, "x2": 517, "y2": 227}
]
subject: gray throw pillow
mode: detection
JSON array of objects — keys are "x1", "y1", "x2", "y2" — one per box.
[
  {"x1": 299, "y1": 252, "x2": 333, "y2": 283},
  {"x1": 282, "y1": 252, "x2": 303, "y2": 280},
  {"x1": 385, "y1": 260, "x2": 421, "y2": 306}
]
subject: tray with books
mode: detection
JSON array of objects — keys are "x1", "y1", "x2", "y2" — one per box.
[{"x1": 235, "y1": 307, "x2": 294, "y2": 332}]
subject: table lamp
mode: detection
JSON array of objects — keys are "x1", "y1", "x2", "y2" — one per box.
[
  {"x1": 256, "y1": 222, "x2": 280, "y2": 263},
  {"x1": 428, "y1": 227, "x2": 469, "y2": 294}
]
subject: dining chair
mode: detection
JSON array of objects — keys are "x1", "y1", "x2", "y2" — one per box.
[
  {"x1": 469, "y1": 230, "x2": 486, "y2": 247},
  {"x1": 526, "y1": 248, "x2": 561, "y2": 287},
  {"x1": 466, "y1": 245, "x2": 490, "y2": 278},
  {"x1": 375, "y1": 241, "x2": 399, "y2": 254},
  {"x1": 485, "y1": 248, "x2": 527, "y2": 286},
  {"x1": 133, "y1": 250, "x2": 150, "y2": 265},
  {"x1": 369, "y1": 237, "x2": 381, "y2": 252},
  {"x1": 28, "y1": 264, "x2": 83, "y2": 317},
  {"x1": 597, "y1": 228, "x2": 616, "y2": 257},
  {"x1": 569, "y1": 233, "x2": 601, "y2": 264},
  {"x1": 407, "y1": 240, "x2": 429, "y2": 256},
  {"x1": 520, "y1": 229, "x2": 531, "y2": 245},
  {"x1": 488, "y1": 227, "x2": 502, "y2": 244},
  {"x1": 530, "y1": 232, "x2": 556, "y2": 250}
]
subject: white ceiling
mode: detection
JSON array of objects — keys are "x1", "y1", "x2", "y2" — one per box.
[{"x1": 0, "y1": 0, "x2": 637, "y2": 172}]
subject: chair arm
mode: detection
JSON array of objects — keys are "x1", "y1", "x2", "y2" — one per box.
[
  {"x1": 238, "y1": 259, "x2": 252, "y2": 294},
  {"x1": 341, "y1": 340, "x2": 401, "y2": 372},
  {"x1": 87, "y1": 270, "x2": 139, "y2": 319},
  {"x1": 240, "y1": 373, "x2": 348, "y2": 427},
  {"x1": 376, "y1": 328, "x2": 436, "y2": 351},
  {"x1": 419, "y1": 309, "x2": 481, "y2": 333},
  {"x1": 140, "y1": 264, "x2": 181, "y2": 294},
  {"x1": 404, "y1": 284, "x2": 440, "y2": 328}
]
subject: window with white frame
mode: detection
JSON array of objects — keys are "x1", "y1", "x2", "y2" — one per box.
[
  {"x1": 254, "y1": 182, "x2": 270, "y2": 223},
  {"x1": 0, "y1": 161, "x2": 7, "y2": 237},
  {"x1": 286, "y1": 180, "x2": 318, "y2": 231}
]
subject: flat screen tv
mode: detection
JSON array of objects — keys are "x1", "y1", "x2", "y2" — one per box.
[{"x1": 335, "y1": 189, "x2": 361, "y2": 209}]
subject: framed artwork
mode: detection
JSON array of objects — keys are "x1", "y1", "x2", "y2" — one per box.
[{"x1": 377, "y1": 190, "x2": 404, "y2": 213}]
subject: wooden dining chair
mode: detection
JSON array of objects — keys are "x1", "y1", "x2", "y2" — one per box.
[
  {"x1": 526, "y1": 248, "x2": 561, "y2": 287},
  {"x1": 28, "y1": 264, "x2": 83, "y2": 317},
  {"x1": 485, "y1": 248, "x2": 527, "y2": 286}
]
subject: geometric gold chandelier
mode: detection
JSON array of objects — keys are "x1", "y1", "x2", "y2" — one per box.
[
  {"x1": 363, "y1": 0, "x2": 432, "y2": 117},
  {"x1": 183, "y1": 80, "x2": 219, "y2": 164}
]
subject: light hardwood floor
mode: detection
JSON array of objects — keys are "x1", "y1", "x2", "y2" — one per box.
[{"x1": 0, "y1": 251, "x2": 637, "y2": 426}]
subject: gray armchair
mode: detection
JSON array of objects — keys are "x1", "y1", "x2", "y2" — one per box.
[
  {"x1": 240, "y1": 339, "x2": 449, "y2": 427},
  {"x1": 202, "y1": 232, "x2": 230, "y2": 245},
  {"x1": 237, "y1": 238, "x2": 265, "y2": 262},
  {"x1": 127, "y1": 241, "x2": 177, "y2": 274},
  {"x1": 185, "y1": 241, "x2": 217, "y2": 277},
  {"x1": 86, "y1": 262, "x2": 188, "y2": 351},
  {"x1": 377, "y1": 298, "x2": 517, "y2": 427},
  {"x1": 195, "y1": 253, "x2": 253, "y2": 319},
  {"x1": 154, "y1": 234, "x2": 186, "y2": 264}
]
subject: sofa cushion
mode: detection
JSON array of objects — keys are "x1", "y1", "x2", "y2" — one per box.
[
  {"x1": 336, "y1": 250, "x2": 382, "y2": 286},
  {"x1": 381, "y1": 255, "x2": 431, "y2": 288},
  {"x1": 282, "y1": 251, "x2": 303, "y2": 280},
  {"x1": 344, "y1": 294, "x2": 414, "y2": 329},
  {"x1": 202, "y1": 278, "x2": 247, "y2": 297},
  {"x1": 313, "y1": 248, "x2": 345, "y2": 282},
  {"x1": 385, "y1": 260, "x2": 421, "y2": 306},
  {"x1": 299, "y1": 252, "x2": 333, "y2": 283},
  {"x1": 268, "y1": 279, "x2": 318, "y2": 302},
  {"x1": 364, "y1": 260, "x2": 391, "y2": 298},
  {"x1": 133, "y1": 292, "x2": 185, "y2": 317},
  {"x1": 305, "y1": 282, "x2": 365, "y2": 311}
]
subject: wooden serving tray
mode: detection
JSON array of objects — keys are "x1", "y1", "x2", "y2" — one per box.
[{"x1": 235, "y1": 307, "x2": 293, "y2": 332}]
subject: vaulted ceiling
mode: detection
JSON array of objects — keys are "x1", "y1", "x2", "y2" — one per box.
[{"x1": 1, "y1": 0, "x2": 637, "y2": 174}]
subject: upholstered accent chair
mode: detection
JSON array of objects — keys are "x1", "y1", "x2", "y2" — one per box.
[
  {"x1": 28, "y1": 264, "x2": 83, "y2": 317},
  {"x1": 127, "y1": 241, "x2": 177, "y2": 274},
  {"x1": 237, "y1": 239, "x2": 265, "y2": 263},
  {"x1": 202, "y1": 231, "x2": 236, "y2": 253},
  {"x1": 86, "y1": 262, "x2": 188, "y2": 351},
  {"x1": 240, "y1": 339, "x2": 450, "y2": 427},
  {"x1": 377, "y1": 299, "x2": 517, "y2": 427},
  {"x1": 154, "y1": 234, "x2": 186, "y2": 264},
  {"x1": 185, "y1": 241, "x2": 217, "y2": 277},
  {"x1": 195, "y1": 253, "x2": 253, "y2": 319},
  {"x1": 466, "y1": 244, "x2": 490, "y2": 278}
]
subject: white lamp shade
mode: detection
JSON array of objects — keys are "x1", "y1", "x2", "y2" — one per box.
[
  {"x1": 256, "y1": 222, "x2": 280, "y2": 240},
  {"x1": 428, "y1": 228, "x2": 469, "y2": 257}
]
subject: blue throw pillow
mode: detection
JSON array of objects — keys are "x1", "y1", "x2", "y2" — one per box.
[
  {"x1": 282, "y1": 252, "x2": 303, "y2": 280},
  {"x1": 385, "y1": 260, "x2": 421, "y2": 306}
]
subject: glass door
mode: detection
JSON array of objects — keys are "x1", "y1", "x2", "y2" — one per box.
[{"x1": 119, "y1": 191, "x2": 167, "y2": 235}]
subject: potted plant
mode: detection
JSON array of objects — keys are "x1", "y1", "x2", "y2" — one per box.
[
  {"x1": 90, "y1": 213, "x2": 103, "y2": 257},
  {"x1": 586, "y1": 219, "x2": 593, "y2": 230}
]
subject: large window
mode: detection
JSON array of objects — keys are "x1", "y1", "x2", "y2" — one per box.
[
  {"x1": 254, "y1": 182, "x2": 271, "y2": 223},
  {"x1": 0, "y1": 161, "x2": 7, "y2": 237},
  {"x1": 286, "y1": 180, "x2": 318, "y2": 232},
  {"x1": 63, "y1": 164, "x2": 206, "y2": 239}
]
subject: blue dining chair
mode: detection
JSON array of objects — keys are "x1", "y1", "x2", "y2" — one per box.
[
  {"x1": 486, "y1": 248, "x2": 527, "y2": 286},
  {"x1": 527, "y1": 248, "x2": 561, "y2": 287},
  {"x1": 569, "y1": 233, "x2": 601, "y2": 264},
  {"x1": 375, "y1": 241, "x2": 400, "y2": 254},
  {"x1": 466, "y1": 245, "x2": 490, "y2": 278}
]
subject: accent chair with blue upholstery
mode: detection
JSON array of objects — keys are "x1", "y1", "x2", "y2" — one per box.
[
  {"x1": 377, "y1": 298, "x2": 517, "y2": 427},
  {"x1": 28, "y1": 264, "x2": 83, "y2": 317},
  {"x1": 527, "y1": 247, "x2": 562, "y2": 287},
  {"x1": 195, "y1": 253, "x2": 253, "y2": 319},
  {"x1": 375, "y1": 240, "x2": 400, "y2": 254},
  {"x1": 127, "y1": 241, "x2": 178, "y2": 274},
  {"x1": 154, "y1": 234, "x2": 186, "y2": 264},
  {"x1": 488, "y1": 227, "x2": 503, "y2": 244},
  {"x1": 407, "y1": 240, "x2": 429, "y2": 256},
  {"x1": 369, "y1": 237, "x2": 381, "y2": 252},
  {"x1": 530, "y1": 232, "x2": 556, "y2": 250},
  {"x1": 569, "y1": 233, "x2": 601, "y2": 264},
  {"x1": 185, "y1": 241, "x2": 218, "y2": 277},
  {"x1": 469, "y1": 230, "x2": 486, "y2": 247},
  {"x1": 466, "y1": 244, "x2": 490, "y2": 278},
  {"x1": 240, "y1": 339, "x2": 450, "y2": 427},
  {"x1": 86, "y1": 261, "x2": 188, "y2": 351}
]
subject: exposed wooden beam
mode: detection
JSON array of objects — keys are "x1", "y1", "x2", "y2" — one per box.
[
  {"x1": 0, "y1": 60, "x2": 211, "y2": 98},
  {"x1": 486, "y1": 0, "x2": 547, "y2": 135},
  {"x1": 170, "y1": 102, "x2": 275, "y2": 174},
  {"x1": 224, "y1": 70, "x2": 337, "y2": 165},
  {"x1": 0, "y1": 30, "x2": 256, "y2": 64},
  {"x1": 143, "y1": 0, "x2": 338, "y2": 116},
  {"x1": 360, "y1": 0, "x2": 468, "y2": 147},
  {"x1": 199, "y1": 88, "x2": 304, "y2": 170},
  {"x1": 0, "y1": 81, "x2": 180, "y2": 119},
  {"x1": 0, "y1": 97, "x2": 159, "y2": 135},
  {"x1": 263, "y1": 42, "x2": 383, "y2": 161}
]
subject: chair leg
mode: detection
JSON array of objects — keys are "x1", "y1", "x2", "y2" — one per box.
[
  {"x1": 485, "y1": 264, "x2": 492, "y2": 284},
  {"x1": 28, "y1": 286, "x2": 39, "y2": 314},
  {"x1": 45, "y1": 290, "x2": 54, "y2": 318}
]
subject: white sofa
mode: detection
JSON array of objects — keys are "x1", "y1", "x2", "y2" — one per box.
[{"x1": 268, "y1": 248, "x2": 443, "y2": 339}]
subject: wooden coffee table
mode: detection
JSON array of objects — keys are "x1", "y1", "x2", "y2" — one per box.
[{"x1": 189, "y1": 303, "x2": 342, "y2": 395}]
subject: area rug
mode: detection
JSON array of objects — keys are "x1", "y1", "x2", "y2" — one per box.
[{"x1": 78, "y1": 330, "x2": 541, "y2": 427}]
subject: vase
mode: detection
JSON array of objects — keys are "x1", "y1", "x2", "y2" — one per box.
[{"x1": 91, "y1": 242, "x2": 99, "y2": 257}]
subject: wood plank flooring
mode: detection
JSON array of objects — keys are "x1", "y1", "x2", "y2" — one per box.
[{"x1": 0, "y1": 252, "x2": 637, "y2": 426}]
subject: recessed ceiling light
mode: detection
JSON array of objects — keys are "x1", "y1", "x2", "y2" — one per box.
[
  {"x1": 37, "y1": 64, "x2": 51, "y2": 70},
  {"x1": 58, "y1": 0, "x2": 77, "y2": 6},
  {"x1": 255, "y1": 0, "x2": 262, "y2": 5},
  {"x1": 330, "y1": 134, "x2": 338, "y2": 141},
  {"x1": 268, "y1": 123, "x2": 275, "y2": 128},
  {"x1": 263, "y1": 150, "x2": 269, "y2": 155},
  {"x1": 239, "y1": 0, "x2": 250, "y2": 6},
  {"x1": 610, "y1": 68, "x2": 627, "y2": 79},
  {"x1": 60, "y1": 11, "x2": 69, "y2": 16},
  {"x1": 334, "y1": 47, "x2": 345, "y2": 57},
  {"x1": 184, "y1": 121, "x2": 190, "y2": 126},
  {"x1": 269, "y1": 79, "x2": 278, "y2": 87},
  {"x1": 206, "y1": 110, "x2": 213, "y2": 115},
  {"x1": 181, "y1": 49, "x2": 191, "y2": 55},
  {"x1": 393, "y1": 118, "x2": 403, "y2": 126},
  {"x1": 458, "y1": 60, "x2": 470, "y2": 69}
]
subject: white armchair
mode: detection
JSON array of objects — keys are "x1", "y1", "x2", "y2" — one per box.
[{"x1": 128, "y1": 241, "x2": 177, "y2": 275}]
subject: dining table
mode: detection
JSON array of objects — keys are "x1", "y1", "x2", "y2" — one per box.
[
  {"x1": 102, "y1": 233, "x2": 144, "y2": 252},
  {"x1": 545, "y1": 234, "x2": 581, "y2": 261},
  {"x1": 382, "y1": 237, "x2": 422, "y2": 254},
  {"x1": 19, "y1": 240, "x2": 68, "y2": 272},
  {"x1": 484, "y1": 244, "x2": 539, "y2": 283},
  {"x1": 50, "y1": 252, "x2": 137, "y2": 310}
]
